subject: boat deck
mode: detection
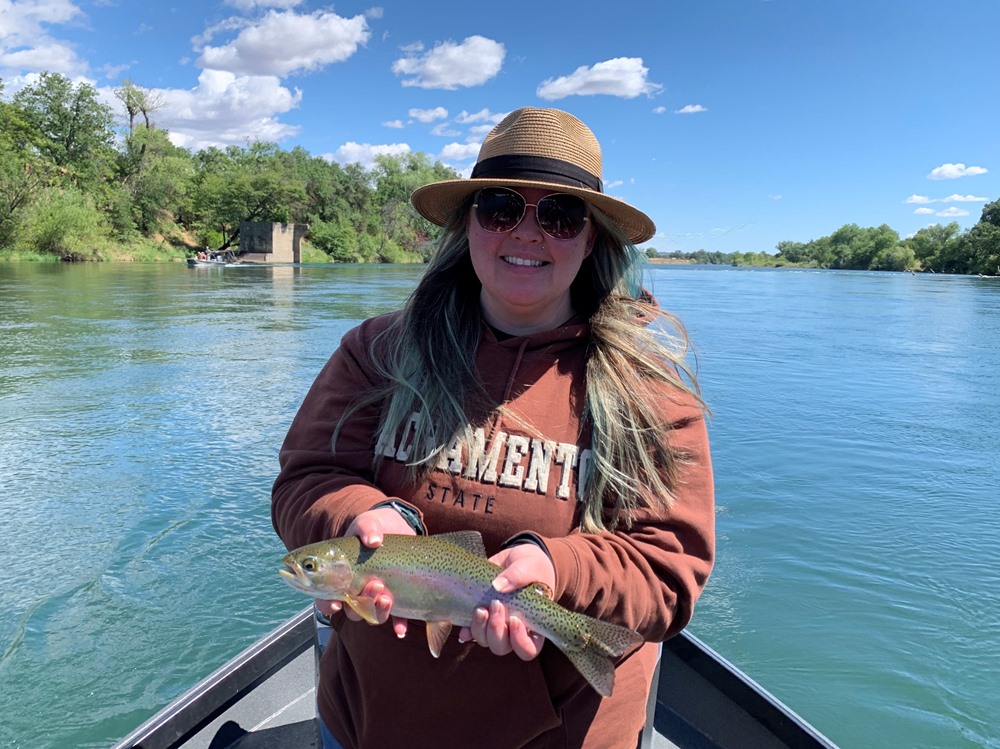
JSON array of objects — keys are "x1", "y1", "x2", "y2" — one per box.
[{"x1": 114, "y1": 607, "x2": 837, "y2": 749}]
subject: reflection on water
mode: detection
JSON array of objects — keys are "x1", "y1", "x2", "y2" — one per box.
[{"x1": 1, "y1": 263, "x2": 998, "y2": 749}]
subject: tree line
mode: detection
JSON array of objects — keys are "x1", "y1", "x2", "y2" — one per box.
[
  {"x1": 648, "y1": 206, "x2": 1000, "y2": 276},
  {"x1": 1, "y1": 72, "x2": 458, "y2": 262},
  {"x1": 4, "y1": 72, "x2": 997, "y2": 274}
]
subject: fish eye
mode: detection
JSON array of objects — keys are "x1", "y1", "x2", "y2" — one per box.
[{"x1": 301, "y1": 557, "x2": 319, "y2": 572}]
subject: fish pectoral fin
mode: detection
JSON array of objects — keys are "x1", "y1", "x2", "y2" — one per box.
[
  {"x1": 342, "y1": 593, "x2": 380, "y2": 625},
  {"x1": 425, "y1": 620, "x2": 454, "y2": 658}
]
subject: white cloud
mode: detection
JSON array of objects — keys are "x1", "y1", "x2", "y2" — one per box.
[
  {"x1": 408, "y1": 106, "x2": 448, "y2": 123},
  {"x1": 906, "y1": 193, "x2": 988, "y2": 204},
  {"x1": 536, "y1": 57, "x2": 662, "y2": 100},
  {"x1": 327, "y1": 141, "x2": 411, "y2": 168},
  {"x1": 0, "y1": 0, "x2": 87, "y2": 76},
  {"x1": 155, "y1": 69, "x2": 302, "y2": 151},
  {"x1": 100, "y1": 62, "x2": 132, "y2": 80},
  {"x1": 913, "y1": 207, "x2": 935, "y2": 215},
  {"x1": 392, "y1": 36, "x2": 504, "y2": 89},
  {"x1": 454, "y1": 108, "x2": 506, "y2": 125},
  {"x1": 653, "y1": 106, "x2": 667, "y2": 115},
  {"x1": 941, "y1": 194, "x2": 988, "y2": 203},
  {"x1": 927, "y1": 163, "x2": 988, "y2": 180},
  {"x1": 935, "y1": 207, "x2": 970, "y2": 217},
  {"x1": 0, "y1": 41, "x2": 83, "y2": 75},
  {"x1": 0, "y1": 0, "x2": 82, "y2": 40},
  {"x1": 604, "y1": 179, "x2": 624, "y2": 189},
  {"x1": 192, "y1": 17, "x2": 250, "y2": 51},
  {"x1": 429, "y1": 122, "x2": 460, "y2": 137},
  {"x1": 224, "y1": 0, "x2": 303, "y2": 9},
  {"x1": 675, "y1": 104, "x2": 707, "y2": 114},
  {"x1": 383, "y1": 119, "x2": 404, "y2": 129},
  {"x1": 197, "y1": 10, "x2": 370, "y2": 77},
  {"x1": 438, "y1": 142, "x2": 480, "y2": 161}
]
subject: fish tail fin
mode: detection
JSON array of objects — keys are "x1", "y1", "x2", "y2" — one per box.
[
  {"x1": 562, "y1": 644, "x2": 618, "y2": 697},
  {"x1": 559, "y1": 617, "x2": 644, "y2": 697},
  {"x1": 581, "y1": 617, "x2": 645, "y2": 659}
]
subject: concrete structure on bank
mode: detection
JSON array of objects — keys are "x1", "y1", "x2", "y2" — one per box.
[{"x1": 239, "y1": 222, "x2": 308, "y2": 263}]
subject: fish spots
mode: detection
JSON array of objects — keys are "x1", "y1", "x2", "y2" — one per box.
[{"x1": 424, "y1": 482, "x2": 496, "y2": 515}]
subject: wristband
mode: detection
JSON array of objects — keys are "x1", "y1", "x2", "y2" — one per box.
[
  {"x1": 371, "y1": 499, "x2": 426, "y2": 535},
  {"x1": 500, "y1": 531, "x2": 552, "y2": 560}
]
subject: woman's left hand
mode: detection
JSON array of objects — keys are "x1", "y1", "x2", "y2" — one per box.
[{"x1": 460, "y1": 543, "x2": 556, "y2": 661}]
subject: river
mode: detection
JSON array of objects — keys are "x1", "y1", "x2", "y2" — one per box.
[{"x1": 1, "y1": 262, "x2": 997, "y2": 748}]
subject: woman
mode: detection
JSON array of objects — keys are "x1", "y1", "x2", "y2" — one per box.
[{"x1": 272, "y1": 107, "x2": 715, "y2": 749}]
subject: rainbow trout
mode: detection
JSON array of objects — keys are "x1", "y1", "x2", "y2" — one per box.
[{"x1": 279, "y1": 531, "x2": 643, "y2": 696}]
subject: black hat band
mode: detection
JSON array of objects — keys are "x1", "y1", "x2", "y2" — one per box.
[{"x1": 471, "y1": 155, "x2": 603, "y2": 193}]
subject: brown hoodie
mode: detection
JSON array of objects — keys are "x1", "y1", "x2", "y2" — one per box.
[{"x1": 272, "y1": 310, "x2": 715, "y2": 749}]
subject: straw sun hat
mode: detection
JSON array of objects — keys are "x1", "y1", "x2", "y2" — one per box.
[{"x1": 410, "y1": 107, "x2": 656, "y2": 244}]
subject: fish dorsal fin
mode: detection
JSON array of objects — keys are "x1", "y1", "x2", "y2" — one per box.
[{"x1": 433, "y1": 531, "x2": 487, "y2": 558}]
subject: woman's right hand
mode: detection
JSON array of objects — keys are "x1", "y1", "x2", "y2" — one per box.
[{"x1": 315, "y1": 506, "x2": 416, "y2": 639}]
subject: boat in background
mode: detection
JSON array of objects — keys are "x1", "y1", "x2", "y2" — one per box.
[
  {"x1": 112, "y1": 606, "x2": 839, "y2": 749},
  {"x1": 187, "y1": 250, "x2": 242, "y2": 267}
]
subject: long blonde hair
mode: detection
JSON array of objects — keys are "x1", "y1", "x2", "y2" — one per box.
[{"x1": 335, "y1": 196, "x2": 705, "y2": 532}]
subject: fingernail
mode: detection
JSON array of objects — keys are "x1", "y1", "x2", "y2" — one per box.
[
  {"x1": 492, "y1": 576, "x2": 509, "y2": 592},
  {"x1": 475, "y1": 607, "x2": 488, "y2": 620},
  {"x1": 379, "y1": 595, "x2": 391, "y2": 607}
]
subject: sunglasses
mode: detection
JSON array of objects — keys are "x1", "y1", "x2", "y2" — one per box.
[{"x1": 473, "y1": 187, "x2": 590, "y2": 240}]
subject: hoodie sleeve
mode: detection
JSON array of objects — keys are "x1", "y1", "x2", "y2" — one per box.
[
  {"x1": 271, "y1": 315, "x2": 412, "y2": 551},
  {"x1": 541, "y1": 394, "x2": 715, "y2": 642}
]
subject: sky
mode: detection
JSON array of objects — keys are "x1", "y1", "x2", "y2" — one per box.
[{"x1": 1, "y1": 0, "x2": 997, "y2": 254}]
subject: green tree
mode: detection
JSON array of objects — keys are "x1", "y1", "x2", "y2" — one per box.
[
  {"x1": 118, "y1": 126, "x2": 193, "y2": 233},
  {"x1": 308, "y1": 217, "x2": 363, "y2": 262},
  {"x1": 958, "y1": 200, "x2": 1000, "y2": 275},
  {"x1": 775, "y1": 240, "x2": 808, "y2": 263},
  {"x1": 902, "y1": 222, "x2": 961, "y2": 272},
  {"x1": 184, "y1": 142, "x2": 308, "y2": 250},
  {"x1": 370, "y1": 153, "x2": 457, "y2": 259},
  {"x1": 114, "y1": 79, "x2": 164, "y2": 136},
  {"x1": 13, "y1": 73, "x2": 116, "y2": 188},
  {"x1": 870, "y1": 243, "x2": 916, "y2": 272},
  {"x1": 0, "y1": 87, "x2": 56, "y2": 247},
  {"x1": 15, "y1": 185, "x2": 110, "y2": 260}
]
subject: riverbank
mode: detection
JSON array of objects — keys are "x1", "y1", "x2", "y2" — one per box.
[{"x1": 0, "y1": 237, "x2": 335, "y2": 264}]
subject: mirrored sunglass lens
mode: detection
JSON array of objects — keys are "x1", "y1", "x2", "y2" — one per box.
[
  {"x1": 537, "y1": 195, "x2": 587, "y2": 239},
  {"x1": 477, "y1": 189, "x2": 524, "y2": 232}
]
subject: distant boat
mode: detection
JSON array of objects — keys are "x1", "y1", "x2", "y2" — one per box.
[
  {"x1": 111, "y1": 605, "x2": 839, "y2": 749},
  {"x1": 187, "y1": 250, "x2": 242, "y2": 267}
]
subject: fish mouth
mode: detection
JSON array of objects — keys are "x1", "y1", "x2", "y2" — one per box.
[{"x1": 278, "y1": 561, "x2": 314, "y2": 594}]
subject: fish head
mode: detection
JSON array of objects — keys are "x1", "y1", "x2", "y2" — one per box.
[{"x1": 279, "y1": 540, "x2": 356, "y2": 600}]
